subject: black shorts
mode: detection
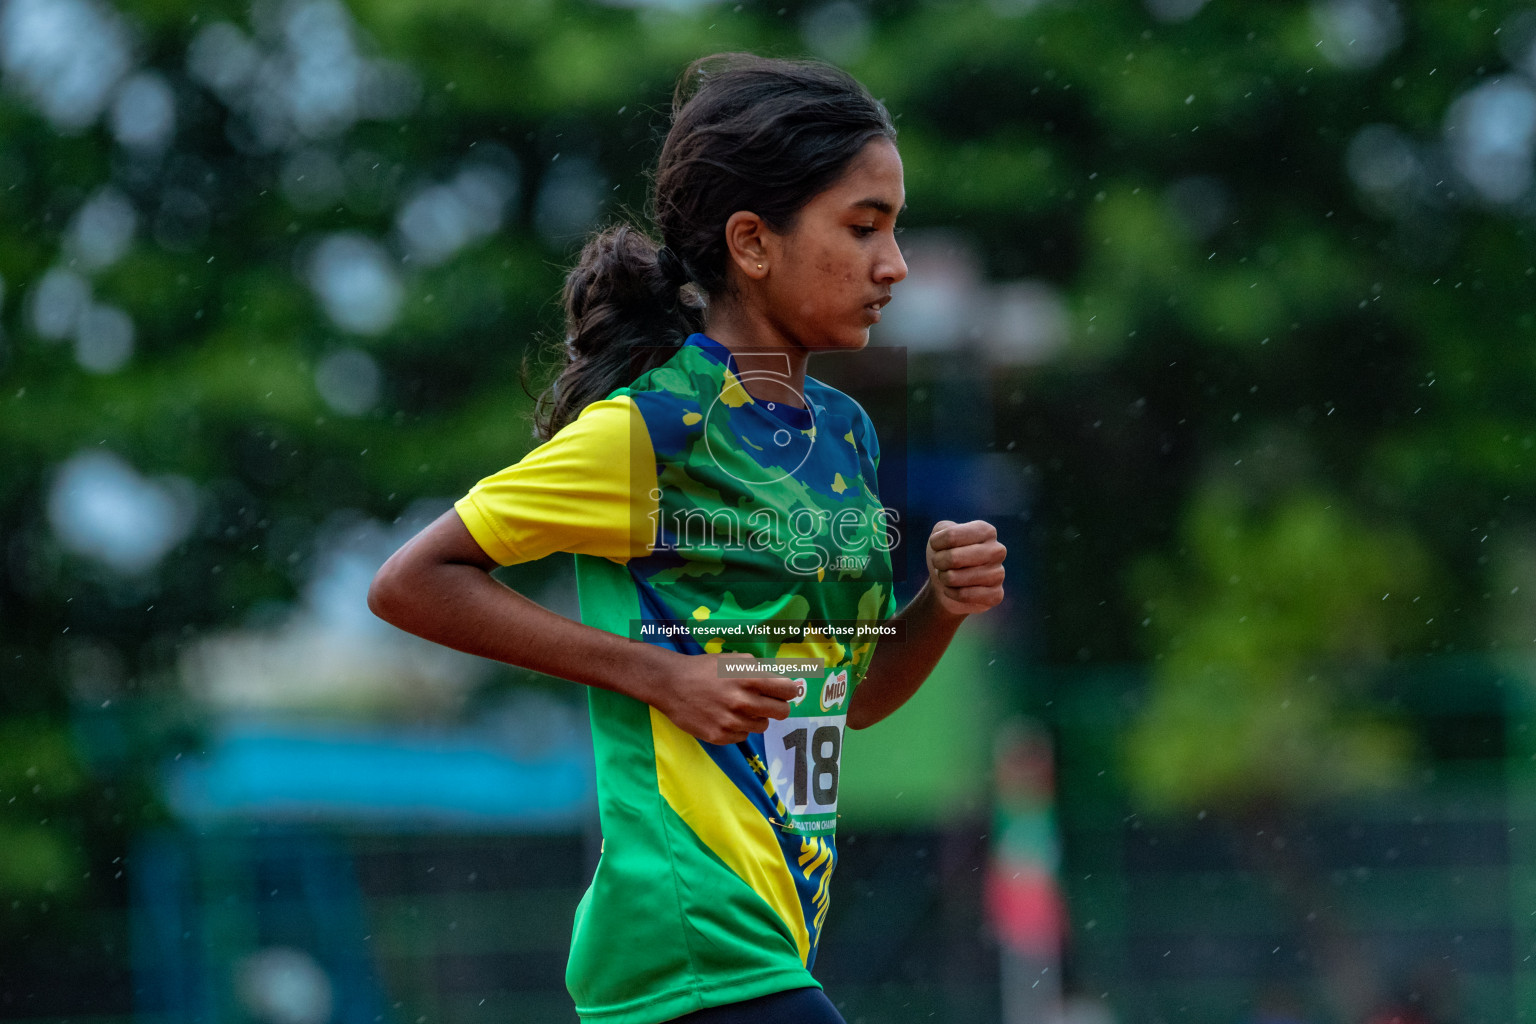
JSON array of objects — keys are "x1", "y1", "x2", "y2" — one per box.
[{"x1": 670, "y1": 987, "x2": 846, "y2": 1024}]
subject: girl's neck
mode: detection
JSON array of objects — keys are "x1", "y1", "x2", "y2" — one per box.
[{"x1": 702, "y1": 301, "x2": 809, "y2": 409}]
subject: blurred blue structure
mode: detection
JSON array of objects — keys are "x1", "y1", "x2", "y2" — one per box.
[
  {"x1": 131, "y1": 715, "x2": 597, "y2": 1024},
  {"x1": 160, "y1": 717, "x2": 594, "y2": 830}
]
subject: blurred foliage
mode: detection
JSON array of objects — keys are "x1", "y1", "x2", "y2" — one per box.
[
  {"x1": 1127, "y1": 483, "x2": 1437, "y2": 809},
  {"x1": 4, "y1": 0, "x2": 1536, "y2": 998}
]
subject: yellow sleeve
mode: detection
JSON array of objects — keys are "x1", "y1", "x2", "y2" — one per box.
[{"x1": 454, "y1": 395, "x2": 659, "y2": 566}]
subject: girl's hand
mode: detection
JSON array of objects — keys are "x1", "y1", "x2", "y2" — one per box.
[
  {"x1": 650, "y1": 653, "x2": 800, "y2": 746},
  {"x1": 925, "y1": 519, "x2": 1006, "y2": 617}
]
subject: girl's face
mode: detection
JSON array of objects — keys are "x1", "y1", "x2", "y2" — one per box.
[{"x1": 758, "y1": 138, "x2": 908, "y2": 351}]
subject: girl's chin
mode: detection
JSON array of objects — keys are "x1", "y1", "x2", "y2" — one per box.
[{"x1": 799, "y1": 324, "x2": 872, "y2": 352}]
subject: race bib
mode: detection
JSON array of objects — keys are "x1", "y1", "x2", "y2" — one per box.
[{"x1": 763, "y1": 669, "x2": 849, "y2": 835}]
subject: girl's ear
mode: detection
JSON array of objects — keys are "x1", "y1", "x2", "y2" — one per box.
[{"x1": 723, "y1": 210, "x2": 772, "y2": 282}]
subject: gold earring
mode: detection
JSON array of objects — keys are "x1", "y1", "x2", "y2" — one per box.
[{"x1": 756, "y1": 263, "x2": 764, "y2": 270}]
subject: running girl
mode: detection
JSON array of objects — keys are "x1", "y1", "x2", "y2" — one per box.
[{"x1": 369, "y1": 52, "x2": 1006, "y2": 1024}]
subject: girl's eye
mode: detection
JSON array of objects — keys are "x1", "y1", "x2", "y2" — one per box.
[{"x1": 853, "y1": 225, "x2": 877, "y2": 237}]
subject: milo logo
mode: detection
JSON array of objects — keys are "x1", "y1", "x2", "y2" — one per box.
[
  {"x1": 789, "y1": 679, "x2": 807, "y2": 706},
  {"x1": 820, "y1": 669, "x2": 848, "y2": 712}
]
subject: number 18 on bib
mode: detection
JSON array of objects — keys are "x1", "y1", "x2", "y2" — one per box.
[{"x1": 763, "y1": 668, "x2": 850, "y2": 835}]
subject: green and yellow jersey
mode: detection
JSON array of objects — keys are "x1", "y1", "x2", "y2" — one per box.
[{"x1": 455, "y1": 333, "x2": 897, "y2": 1023}]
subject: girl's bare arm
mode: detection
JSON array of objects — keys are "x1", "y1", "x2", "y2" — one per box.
[
  {"x1": 846, "y1": 519, "x2": 1006, "y2": 729},
  {"x1": 367, "y1": 510, "x2": 797, "y2": 744}
]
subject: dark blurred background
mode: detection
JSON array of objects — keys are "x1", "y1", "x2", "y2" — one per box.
[{"x1": 4, "y1": 0, "x2": 1536, "y2": 1022}]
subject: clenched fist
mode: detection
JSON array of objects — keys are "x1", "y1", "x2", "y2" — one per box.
[
  {"x1": 925, "y1": 519, "x2": 1006, "y2": 617},
  {"x1": 651, "y1": 652, "x2": 799, "y2": 746}
]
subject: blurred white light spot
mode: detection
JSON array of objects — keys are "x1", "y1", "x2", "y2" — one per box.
[
  {"x1": 281, "y1": 148, "x2": 346, "y2": 212},
  {"x1": 74, "y1": 302, "x2": 134, "y2": 373},
  {"x1": 234, "y1": 947, "x2": 333, "y2": 1024},
  {"x1": 801, "y1": 2, "x2": 871, "y2": 65},
  {"x1": 189, "y1": 4, "x2": 414, "y2": 154},
  {"x1": 28, "y1": 267, "x2": 90, "y2": 340},
  {"x1": 978, "y1": 281, "x2": 1069, "y2": 366},
  {"x1": 186, "y1": 22, "x2": 260, "y2": 99},
  {"x1": 65, "y1": 187, "x2": 137, "y2": 271},
  {"x1": 396, "y1": 163, "x2": 516, "y2": 267},
  {"x1": 1346, "y1": 123, "x2": 1421, "y2": 208},
  {"x1": 396, "y1": 185, "x2": 476, "y2": 267},
  {"x1": 0, "y1": 0, "x2": 132, "y2": 131},
  {"x1": 454, "y1": 163, "x2": 518, "y2": 225},
  {"x1": 1446, "y1": 78, "x2": 1536, "y2": 204},
  {"x1": 177, "y1": 503, "x2": 492, "y2": 717},
  {"x1": 1312, "y1": 0, "x2": 1403, "y2": 71},
  {"x1": 876, "y1": 232, "x2": 980, "y2": 353},
  {"x1": 243, "y1": 59, "x2": 301, "y2": 152},
  {"x1": 533, "y1": 157, "x2": 607, "y2": 248},
  {"x1": 283, "y1": 0, "x2": 363, "y2": 140},
  {"x1": 1144, "y1": 0, "x2": 1208, "y2": 22},
  {"x1": 307, "y1": 233, "x2": 402, "y2": 335},
  {"x1": 304, "y1": 524, "x2": 398, "y2": 637},
  {"x1": 111, "y1": 71, "x2": 177, "y2": 154},
  {"x1": 314, "y1": 347, "x2": 381, "y2": 416},
  {"x1": 48, "y1": 450, "x2": 198, "y2": 574}
]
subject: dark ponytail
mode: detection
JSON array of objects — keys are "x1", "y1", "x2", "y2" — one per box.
[
  {"x1": 529, "y1": 52, "x2": 896, "y2": 441},
  {"x1": 531, "y1": 225, "x2": 704, "y2": 442}
]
